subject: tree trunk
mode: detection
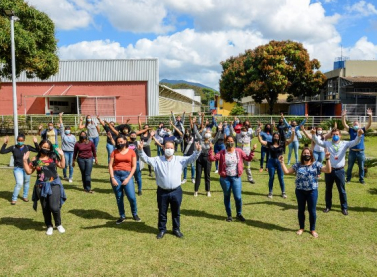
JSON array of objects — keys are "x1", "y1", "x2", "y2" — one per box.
[{"x1": 268, "y1": 100, "x2": 275, "y2": 115}]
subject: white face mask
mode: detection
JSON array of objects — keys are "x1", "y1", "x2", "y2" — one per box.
[
  {"x1": 317, "y1": 130, "x2": 322, "y2": 135},
  {"x1": 205, "y1": 133, "x2": 212, "y2": 139},
  {"x1": 167, "y1": 132, "x2": 172, "y2": 136},
  {"x1": 241, "y1": 131, "x2": 247, "y2": 136},
  {"x1": 165, "y1": 148, "x2": 174, "y2": 157}
]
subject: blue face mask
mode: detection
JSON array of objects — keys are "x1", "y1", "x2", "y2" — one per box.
[
  {"x1": 353, "y1": 125, "x2": 359, "y2": 130},
  {"x1": 17, "y1": 142, "x2": 24, "y2": 146},
  {"x1": 332, "y1": 135, "x2": 340, "y2": 142},
  {"x1": 65, "y1": 130, "x2": 71, "y2": 135}
]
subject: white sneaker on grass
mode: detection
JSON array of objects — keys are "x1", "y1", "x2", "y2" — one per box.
[
  {"x1": 69, "y1": 179, "x2": 73, "y2": 183},
  {"x1": 215, "y1": 170, "x2": 218, "y2": 173},
  {"x1": 207, "y1": 191, "x2": 211, "y2": 197},
  {"x1": 46, "y1": 227, "x2": 53, "y2": 235},
  {"x1": 194, "y1": 192, "x2": 198, "y2": 197},
  {"x1": 181, "y1": 179, "x2": 187, "y2": 184},
  {"x1": 57, "y1": 225, "x2": 66, "y2": 233},
  {"x1": 192, "y1": 179, "x2": 195, "y2": 183}
]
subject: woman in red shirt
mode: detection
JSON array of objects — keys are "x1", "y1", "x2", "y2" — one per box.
[{"x1": 109, "y1": 135, "x2": 140, "y2": 224}]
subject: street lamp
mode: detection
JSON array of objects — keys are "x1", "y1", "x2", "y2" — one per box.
[
  {"x1": 5, "y1": 10, "x2": 19, "y2": 141},
  {"x1": 5, "y1": 10, "x2": 19, "y2": 167}
]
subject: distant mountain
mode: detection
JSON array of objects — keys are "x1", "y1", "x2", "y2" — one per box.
[{"x1": 160, "y1": 79, "x2": 217, "y2": 92}]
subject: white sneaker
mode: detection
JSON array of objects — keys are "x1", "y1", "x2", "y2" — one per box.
[
  {"x1": 181, "y1": 179, "x2": 187, "y2": 184},
  {"x1": 57, "y1": 225, "x2": 66, "y2": 233},
  {"x1": 207, "y1": 191, "x2": 211, "y2": 197},
  {"x1": 46, "y1": 227, "x2": 53, "y2": 235},
  {"x1": 192, "y1": 179, "x2": 195, "y2": 183},
  {"x1": 215, "y1": 170, "x2": 218, "y2": 173},
  {"x1": 69, "y1": 179, "x2": 73, "y2": 183},
  {"x1": 194, "y1": 192, "x2": 198, "y2": 197},
  {"x1": 63, "y1": 177, "x2": 69, "y2": 181}
]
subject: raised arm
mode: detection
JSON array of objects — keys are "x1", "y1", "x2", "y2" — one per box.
[
  {"x1": 365, "y1": 108, "x2": 373, "y2": 130},
  {"x1": 107, "y1": 123, "x2": 120, "y2": 136},
  {"x1": 79, "y1": 116, "x2": 85, "y2": 129},
  {"x1": 341, "y1": 110, "x2": 349, "y2": 131},
  {"x1": 278, "y1": 155, "x2": 295, "y2": 175},
  {"x1": 321, "y1": 150, "x2": 332, "y2": 173},
  {"x1": 135, "y1": 128, "x2": 151, "y2": 136},
  {"x1": 97, "y1": 115, "x2": 106, "y2": 128},
  {"x1": 55, "y1": 148, "x2": 66, "y2": 169},
  {"x1": 138, "y1": 114, "x2": 142, "y2": 131},
  {"x1": 285, "y1": 128, "x2": 296, "y2": 146},
  {"x1": 312, "y1": 128, "x2": 326, "y2": 148},
  {"x1": 28, "y1": 137, "x2": 40, "y2": 153},
  {"x1": 345, "y1": 128, "x2": 363, "y2": 148},
  {"x1": 257, "y1": 131, "x2": 268, "y2": 147},
  {"x1": 181, "y1": 143, "x2": 202, "y2": 167},
  {"x1": 170, "y1": 121, "x2": 183, "y2": 137},
  {"x1": 189, "y1": 114, "x2": 193, "y2": 130},
  {"x1": 152, "y1": 136, "x2": 163, "y2": 148},
  {"x1": 181, "y1": 111, "x2": 186, "y2": 124},
  {"x1": 22, "y1": 153, "x2": 35, "y2": 175},
  {"x1": 300, "y1": 125, "x2": 312, "y2": 140},
  {"x1": 137, "y1": 141, "x2": 157, "y2": 167},
  {"x1": 208, "y1": 143, "x2": 221, "y2": 162},
  {"x1": 171, "y1": 111, "x2": 177, "y2": 124},
  {"x1": 230, "y1": 123, "x2": 236, "y2": 136},
  {"x1": 193, "y1": 124, "x2": 202, "y2": 140},
  {"x1": 0, "y1": 136, "x2": 14, "y2": 154},
  {"x1": 298, "y1": 114, "x2": 308, "y2": 127}
]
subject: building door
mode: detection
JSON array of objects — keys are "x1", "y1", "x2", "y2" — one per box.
[{"x1": 80, "y1": 97, "x2": 116, "y2": 122}]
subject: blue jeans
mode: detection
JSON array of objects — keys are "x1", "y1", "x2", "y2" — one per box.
[
  {"x1": 112, "y1": 170, "x2": 138, "y2": 218},
  {"x1": 346, "y1": 150, "x2": 365, "y2": 182},
  {"x1": 313, "y1": 151, "x2": 325, "y2": 163},
  {"x1": 106, "y1": 143, "x2": 115, "y2": 164},
  {"x1": 77, "y1": 157, "x2": 93, "y2": 191},
  {"x1": 134, "y1": 161, "x2": 142, "y2": 192},
  {"x1": 288, "y1": 140, "x2": 299, "y2": 164},
  {"x1": 12, "y1": 167, "x2": 31, "y2": 201},
  {"x1": 295, "y1": 189, "x2": 318, "y2": 231},
  {"x1": 183, "y1": 154, "x2": 195, "y2": 179},
  {"x1": 267, "y1": 158, "x2": 285, "y2": 194},
  {"x1": 260, "y1": 146, "x2": 269, "y2": 169},
  {"x1": 157, "y1": 145, "x2": 164, "y2": 156},
  {"x1": 214, "y1": 143, "x2": 226, "y2": 170},
  {"x1": 63, "y1": 151, "x2": 74, "y2": 179},
  {"x1": 89, "y1": 136, "x2": 100, "y2": 152},
  {"x1": 220, "y1": 176, "x2": 242, "y2": 216},
  {"x1": 325, "y1": 168, "x2": 347, "y2": 210}
]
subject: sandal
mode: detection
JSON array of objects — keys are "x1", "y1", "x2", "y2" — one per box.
[
  {"x1": 11, "y1": 201, "x2": 16, "y2": 205},
  {"x1": 22, "y1": 198, "x2": 29, "y2": 202},
  {"x1": 296, "y1": 229, "x2": 304, "y2": 235},
  {"x1": 310, "y1": 231, "x2": 319, "y2": 238}
]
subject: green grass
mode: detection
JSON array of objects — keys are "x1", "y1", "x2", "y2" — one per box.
[{"x1": 0, "y1": 136, "x2": 376, "y2": 276}]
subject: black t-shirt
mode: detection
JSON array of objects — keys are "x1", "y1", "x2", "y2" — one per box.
[
  {"x1": 104, "y1": 125, "x2": 117, "y2": 144},
  {"x1": 127, "y1": 141, "x2": 139, "y2": 160},
  {"x1": 0, "y1": 143, "x2": 39, "y2": 168},
  {"x1": 32, "y1": 156, "x2": 59, "y2": 182},
  {"x1": 139, "y1": 132, "x2": 151, "y2": 149},
  {"x1": 267, "y1": 141, "x2": 285, "y2": 159}
]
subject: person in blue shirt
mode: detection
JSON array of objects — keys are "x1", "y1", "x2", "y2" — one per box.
[
  {"x1": 222, "y1": 120, "x2": 231, "y2": 136},
  {"x1": 257, "y1": 123, "x2": 273, "y2": 172},
  {"x1": 342, "y1": 108, "x2": 372, "y2": 184},
  {"x1": 283, "y1": 114, "x2": 308, "y2": 165},
  {"x1": 280, "y1": 147, "x2": 332, "y2": 238}
]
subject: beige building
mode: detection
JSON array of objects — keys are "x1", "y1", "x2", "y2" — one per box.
[{"x1": 241, "y1": 94, "x2": 289, "y2": 115}]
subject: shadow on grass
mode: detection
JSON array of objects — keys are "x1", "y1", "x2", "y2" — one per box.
[
  {"x1": 82, "y1": 220, "x2": 158, "y2": 234},
  {"x1": 244, "y1": 201, "x2": 297, "y2": 211},
  {"x1": 181, "y1": 209, "x2": 295, "y2": 232},
  {"x1": 0, "y1": 217, "x2": 44, "y2": 231},
  {"x1": 242, "y1": 191, "x2": 269, "y2": 197},
  {"x1": 63, "y1": 185, "x2": 113, "y2": 194},
  {"x1": 68, "y1": 209, "x2": 118, "y2": 220},
  {"x1": 368, "y1": 188, "x2": 377, "y2": 195},
  {"x1": 0, "y1": 190, "x2": 13, "y2": 201}
]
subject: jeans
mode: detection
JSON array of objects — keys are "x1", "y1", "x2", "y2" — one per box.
[
  {"x1": 195, "y1": 154, "x2": 211, "y2": 192},
  {"x1": 220, "y1": 176, "x2": 242, "y2": 216},
  {"x1": 346, "y1": 150, "x2": 365, "y2": 182},
  {"x1": 260, "y1": 146, "x2": 269, "y2": 169},
  {"x1": 112, "y1": 170, "x2": 138, "y2": 218},
  {"x1": 174, "y1": 140, "x2": 184, "y2": 153},
  {"x1": 77, "y1": 157, "x2": 93, "y2": 191},
  {"x1": 325, "y1": 168, "x2": 347, "y2": 210},
  {"x1": 12, "y1": 167, "x2": 31, "y2": 201},
  {"x1": 63, "y1": 151, "x2": 74, "y2": 179},
  {"x1": 267, "y1": 158, "x2": 285, "y2": 194},
  {"x1": 295, "y1": 189, "x2": 318, "y2": 231},
  {"x1": 157, "y1": 145, "x2": 164, "y2": 156},
  {"x1": 313, "y1": 151, "x2": 325, "y2": 163},
  {"x1": 106, "y1": 143, "x2": 115, "y2": 164},
  {"x1": 288, "y1": 140, "x2": 299, "y2": 164},
  {"x1": 89, "y1": 136, "x2": 100, "y2": 152},
  {"x1": 134, "y1": 161, "x2": 142, "y2": 192},
  {"x1": 36, "y1": 184, "x2": 62, "y2": 227},
  {"x1": 214, "y1": 143, "x2": 226, "y2": 170},
  {"x1": 157, "y1": 186, "x2": 182, "y2": 232},
  {"x1": 183, "y1": 154, "x2": 195, "y2": 180}
]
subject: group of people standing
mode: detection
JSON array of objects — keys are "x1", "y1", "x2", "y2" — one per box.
[{"x1": 0, "y1": 109, "x2": 372, "y2": 239}]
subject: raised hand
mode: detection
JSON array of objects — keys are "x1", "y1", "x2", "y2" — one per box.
[
  {"x1": 305, "y1": 113, "x2": 309, "y2": 119},
  {"x1": 59, "y1": 112, "x2": 64, "y2": 117},
  {"x1": 38, "y1": 124, "x2": 43, "y2": 130},
  {"x1": 150, "y1": 130, "x2": 155, "y2": 137},
  {"x1": 325, "y1": 148, "x2": 330, "y2": 160},
  {"x1": 138, "y1": 141, "x2": 144, "y2": 150},
  {"x1": 56, "y1": 148, "x2": 64, "y2": 156},
  {"x1": 342, "y1": 109, "x2": 347, "y2": 116},
  {"x1": 310, "y1": 127, "x2": 316, "y2": 135},
  {"x1": 23, "y1": 151, "x2": 30, "y2": 161},
  {"x1": 4, "y1": 136, "x2": 9, "y2": 144},
  {"x1": 278, "y1": 155, "x2": 284, "y2": 163},
  {"x1": 357, "y1": 128, "x2": 364, "y2": 136},
  {"x1": 195, "y1": 142, "x2": 202, "y2": 151},
  {"x1": 280, "y1": 113, "x2": 284, "y2": 118},
  {"x1": 367, "y1": 108, "x2": 373, "y2": 116},
  {"x1": 80, "y1": 116, "x2": 83, "y2": 121},
  {"x1": 33, "y1": 136, "x2": 38, "y2": 143},
  {"x1": 170, "y1": 120, "x2": 173, "y2": 126},
  {"x1": 291, "y1": 127, "x2": 296, "y2": 133},
  {"x1": 252, "y1": 143, "x2": 257, "y2": 151}
]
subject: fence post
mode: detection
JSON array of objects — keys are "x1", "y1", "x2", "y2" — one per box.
[{"x1": 30, "y1": 116, "x2": 33, "y2": 130}]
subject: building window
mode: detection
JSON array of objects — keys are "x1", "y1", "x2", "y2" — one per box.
[{"x1": 219, "y1": 99, "x2": 223, "y2": 105}]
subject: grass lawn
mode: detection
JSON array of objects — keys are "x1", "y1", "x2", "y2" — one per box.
[{"x1": 0, "y1": 135, "x2": 376, "y2": 276}]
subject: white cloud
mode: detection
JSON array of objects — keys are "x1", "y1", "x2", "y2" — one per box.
[
  {"x1": 345, "y1": 1, "x2": 377, "y2": 17},
  {"x1": 347, "y1": 37, "x2": 377, "y2": 60},
  {"x1": 28, "y1": 0, "x2": 92, "y2": 30}
]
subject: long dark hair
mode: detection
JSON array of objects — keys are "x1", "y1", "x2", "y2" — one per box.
[
  {"x1": 36, "y1": 140, "x2": 59, "y2": 161},
  {"x1": 272, "y1": 132, "x2": 280, "y2": 144},
  {"x1": 115, "y1": 135, "x2": 129, "y2": 148},
  {"x1": 85, "y1": 115, "x2": 93, "y2": 128},
  {"x1": 264, "y1": 124, "x2": 271, "y2": 133},
  {"x1": 79, "y1": 131, "x2": 89, "y2": 143}
]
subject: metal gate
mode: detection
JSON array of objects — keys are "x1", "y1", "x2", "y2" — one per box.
[{"x1": 80, "y1": 97, "x2": 116, "y2": 121}]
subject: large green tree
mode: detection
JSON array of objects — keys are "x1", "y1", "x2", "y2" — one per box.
[
  {"x1": 0, "y1": 0, "x2": 59, "y2": 80},
  {"x1": 219, "y1": 40, "x2": 326, "y2": 114}
]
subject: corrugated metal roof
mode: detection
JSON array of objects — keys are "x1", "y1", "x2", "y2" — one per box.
[
  {"x1": 1, "y1": 59, "x2": 160, "y2": 116},
  {"x1": 342, "y1": 76, "x2": 377, "y2": 83}
]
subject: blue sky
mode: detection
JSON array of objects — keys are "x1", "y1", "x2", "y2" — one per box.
[{"x1": 28, "y1": 0, "x2": 377, "y2": 89}]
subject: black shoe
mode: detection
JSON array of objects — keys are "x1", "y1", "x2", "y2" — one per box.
[
  {"x1": 360, "y1": 180, "x2": 365, "y2": 185},
  {"x1": 138, "y1": 191, "x2": 142, "y2": 196},
  {"x1": 249, "y1": 179, "x2": 255, "y2": 184},
  {"x1": 173, "y1": 230, "x2": 184, "y2": 238},
  {"x1": 236, "y1": 214, "x2": 246, "y2": 222},
  {"x1": 226, "y1": 216, "x2": 233, "y2": 222},
  {"x1": 323, "y1": 208, "x2": 331, "y2": 213},
  {"x1": 116, "y1": 217, "x2": 126, "y2": 224},
  {"x1": 342, "y1": 209, "x2": 348, "y2": 215},
  {"x1": 133, "y1": 215, "x2": 141, "y2": 222},
  {"x1": 156, "y1": 231, "x2": 166, "y2": 239}
]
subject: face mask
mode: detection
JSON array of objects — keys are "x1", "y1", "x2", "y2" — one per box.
[
  {"x1": 165, "y1": 148, "x2": 174, "y2": 157},
  {"x1": 205, "y1": 133, "x2": 212, "y2": 139},
  {"x1": 265, "y1": 128, "x2": 271, "y2": 132},
  {"x1": 317, "y1": 130, "x2": 322, "y2": 135},
  {"x1": 332, "y1": 135, "x2": 340, "y2": 142},
  {"x1": 303, "y1": 155, "x2": 311, "y2": 161},
  {"x1": 279, "y1": 121, "x2": 283, "y2": 125},
  {"x1": 87, "y1": 118, "x2": 92, "y2": 122},
  {"x1": 241, "y1": 131, "x2": 247, "y2": 136},
  {"x1": 226, "y1": 142, "x2": 235, "y2": 148},
  {"x1": 353, "y1": 125, "x2": 359, "y2": 130},
  {"x1": 48, "y1": 126, "x2": 53, "y2": 130},
  {"x1": 17, "y1": 141, "x2": 24, "y2": 146},
  {"x1": 167, "y1": 132, "x2": 172, "y2": 136},
  {"x1": 116, "y1": 143, "x2": 126, "y2": 150},
  {"x1": 292, "y1": 124, "x2": 297, "y2": 127},
  {"x1": 273, "y1": 138, "x2": 279, "y2": 143},
  {"x1": 130, "y1": 137, "x2": 136, "y2": 142},
  {"x1": 235, "y1": 121, "x2": 239, "y2": 124},
  {"x1": 223, "y1": 123, "x2": 228, "y2": 127},
  {"x1": 80, "y1": 135, "x2": 87, "y2": 141},
  {"x1": 40, "y1": 148, "x2": 50, "y2": 155},
  {"x1": 65, "y1": 130, "x2": 71, "y2": 135}
]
